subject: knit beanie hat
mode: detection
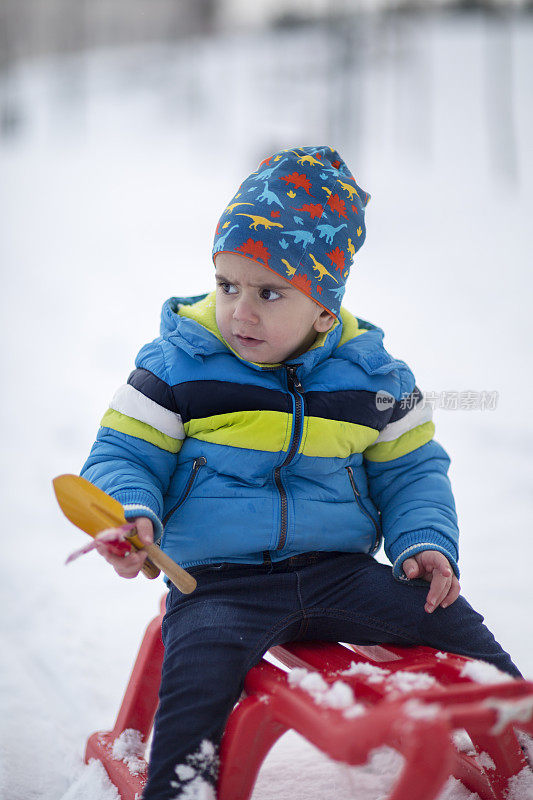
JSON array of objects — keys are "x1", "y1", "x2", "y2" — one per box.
[{"x1": 212, "y1": 145, "x2": 370, "y2": 318}]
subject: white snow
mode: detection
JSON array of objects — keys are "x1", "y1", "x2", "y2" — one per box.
[
  {"x1": 324, "y1": 682, "x2": 359, "y2": 712},
  {"x1": 59, "y1": 759, "x2": 121, "y2": 800},
  {"x1": 518, "y1": 733, "x2": 533, "y2": 767},
  {"x1": 484, "y1": 697, "x2": 533, "y2": 736},
  {"x1": 170, "y1": 740, "x2": 219, "y2": 800},
  {"x1": 287, "y1": 668, "x2": 366, "y2": 715},
  {"x1": 506, "y1": 768, "x2": 533, "y2": 800},
  {"x1": 475, "y1": 752, "x2": 496, "y2": 771},
  {"x1": 460, "y1": 660, "x2": 515, "y2": 685},
  {"x1": 384, "y1": 670, "x2": 439, "y2": 695},
  {"x1": 343, "y1": 704, "x2": 368, "y2": 719},
  {"x1": 452, "y1": 730, "x2": 477, "y2": 756},
  {"x1": 342, "y1": 661, "x2": 441, "y2": 695},
  {"x1": 402, "y1": 699, "x2": 441, "y2": 720},
  {"x1": 1, "y1": 11, "x2": 532, "y2": 800},
  {"x1": 341, "y1": 661, "x2": 391, "y2": 682},
  {"x1": 111, "y1": 729, "x2": 146, "y2": 776},
  {"x1": 171, "y1": 776, "x2": 216, "y2": 800},
  {"x1": 288, "y1": 667, "x2": 330, "y2": 695},
  {"x1": 175, "y1": 765, "x2": 197, "y2": 782}
]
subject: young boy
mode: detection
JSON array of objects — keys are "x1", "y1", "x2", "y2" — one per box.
[{"x1": 81, "y1": 146, "x2": 521, "y2": 800}]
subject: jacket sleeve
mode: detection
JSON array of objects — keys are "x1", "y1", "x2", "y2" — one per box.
[
  {"x1": 80, "y1": 339, "x2": 185, "y2": 539},
  {"x1": 363, "y1": 381, "x2": 460, "y2": 581}
]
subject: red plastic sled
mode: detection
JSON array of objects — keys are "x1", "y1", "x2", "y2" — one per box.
[{"x1": 85, "y1": 596, "x2": 533, "y2": 800}]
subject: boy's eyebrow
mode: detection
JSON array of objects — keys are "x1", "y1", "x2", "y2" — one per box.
[{"x1": 215, "y1": 274, "x2": 293, "y2": 291}]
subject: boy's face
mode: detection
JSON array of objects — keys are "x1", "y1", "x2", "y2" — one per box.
[{"x1": 215, "y1": 253, "x2": 336, "y2": 364}]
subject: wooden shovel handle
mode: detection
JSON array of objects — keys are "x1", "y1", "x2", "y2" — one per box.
[
  {"x1": 52, "y1": 473, "x2": 196, "y2": 593},
  {"x1": 140, "y1": 557, "x2": 161, "y2": 581},
  {"x1": 128, "y1": 532, "x2": 197, "y2": 594}
]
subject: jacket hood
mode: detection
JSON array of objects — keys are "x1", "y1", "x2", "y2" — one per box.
[{"x1": 160, "y1": 292, "x2": 409, "y2": 382}]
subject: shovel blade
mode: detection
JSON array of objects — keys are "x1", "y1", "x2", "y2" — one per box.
[{"x1": 53, "y1": 474, "x2": 126, "y2": 538}]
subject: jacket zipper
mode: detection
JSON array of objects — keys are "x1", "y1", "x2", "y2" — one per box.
[
  {"x1": 274, "y1": 365, "x2": 304, "y2": 551},
  {"x1": 345, "y1": 465, "x2": 382, "y2": 554},
  {"x1": 162, "y1": 456, "x2": 207, "y2": 527}
]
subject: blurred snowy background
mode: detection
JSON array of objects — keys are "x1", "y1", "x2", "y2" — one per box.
[{"x1": 1, "y1": 1, "x2": 532, "y2": 798}]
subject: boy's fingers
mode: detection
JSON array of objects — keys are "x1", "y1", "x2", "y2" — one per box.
[
  {"x1": 95, "y1": 539, "x2": 148, "y2": 578},
  {"x1": 112, "y1": 551, "x2": 148, "y2": 579},
  {"x1": 425, "y1": 570, "x2": 452, "y2": 613},
  {"x1": 401, "y1": 550, "x2": 458, "y2": 612},
  {"x1": 130, "y1": 517, "x2": 154, "y2": 546},
  {"x1": 422, "y1": 551, "x2": 452, "y2": 576},
  {"x1": 441, "y1": 577, "x2": 461, "y2": 609},
  {"x1": 403, "y1": 557, "x2": 419, "y2": 579},
  {"x1": 91, "y1": 516, "x2": 155, "y2": 580}
]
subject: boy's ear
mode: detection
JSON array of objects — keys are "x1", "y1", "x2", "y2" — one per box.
[{"x1": 313, "y1": 309, "x2": 337, "y2": 333}]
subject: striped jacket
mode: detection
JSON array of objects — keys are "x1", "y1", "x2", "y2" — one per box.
[{"x1": 81, "y1": 292, "x2": 460, "y2": 578}]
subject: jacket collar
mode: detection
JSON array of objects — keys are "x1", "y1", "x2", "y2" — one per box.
[{"x1": 161, "y1": 292, "x2": 403, "y2": 378}]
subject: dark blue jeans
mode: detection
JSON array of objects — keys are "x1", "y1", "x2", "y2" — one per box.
[{"x1": 143, "y1": 552, "x2": 521, "y2": 799}]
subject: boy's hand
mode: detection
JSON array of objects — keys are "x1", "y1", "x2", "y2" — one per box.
[
  {"x1": 402, "y1": 550, "x2": 460, "y2": 613},
  {"x1": 94, "y1": 517, "x2": 154, "y2": 579}
]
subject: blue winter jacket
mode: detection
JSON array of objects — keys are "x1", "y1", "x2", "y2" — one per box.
[{"x1": 81, "y1": 293, "x2": 459, "y2": 579}]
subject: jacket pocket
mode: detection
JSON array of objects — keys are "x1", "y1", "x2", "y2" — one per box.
[
  {"x1": 163, "y1": 456, "x2": 207, "y2": 527},
  {"x1": 345, "y1": 466, "x2": 382, "y2": 554}
]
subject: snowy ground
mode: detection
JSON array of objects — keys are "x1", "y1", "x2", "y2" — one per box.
[{"x1": 1, "y1": 12, "x2": 532, "y2": 800}]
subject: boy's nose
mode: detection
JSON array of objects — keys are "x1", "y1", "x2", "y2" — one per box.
[{"x1": 232, "y1": 297, "x2": 258, "y2": 324}]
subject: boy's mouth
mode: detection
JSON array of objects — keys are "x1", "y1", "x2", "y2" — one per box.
[{"x1": 234, "y1": 333, "x2": 265, "y2": 348}]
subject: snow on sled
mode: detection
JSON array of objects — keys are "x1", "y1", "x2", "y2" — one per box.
[{"x1": 85, "y1": 596, "x2": 533, "y2": 800}]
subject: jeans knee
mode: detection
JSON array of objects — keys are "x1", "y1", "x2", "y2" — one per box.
[{"x1": 418, "y1": 594, "x2": 491, "y2": 649}]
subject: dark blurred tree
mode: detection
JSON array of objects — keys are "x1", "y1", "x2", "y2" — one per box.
[{"x1": 0, "y1": 0, "x2": 217, "y2": 66}]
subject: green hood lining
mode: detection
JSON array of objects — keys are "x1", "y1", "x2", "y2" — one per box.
[{"x1": 176, "y1": 291, "x2": 367, "y2": 367}]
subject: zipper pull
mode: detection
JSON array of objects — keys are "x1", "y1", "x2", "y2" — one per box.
[
  {"x1": 346, "y1": 466, "x2": 360, "y2": 496},
  {"x1": 286, "y1": 365, "x2": 303, "y2": 392}
]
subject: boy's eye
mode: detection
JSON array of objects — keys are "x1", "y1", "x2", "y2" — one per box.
[
  {"x1": 219, "y1": 282, "x2": 237, "y2": 294},
  {"x1": 259, "y1": 289, "x2": 282, "y2": 301}
]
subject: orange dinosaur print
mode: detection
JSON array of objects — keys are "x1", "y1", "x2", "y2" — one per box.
[
  {"x1": 291, "y1": 203, "x2": 324, "y2": 220},
  {"x1": 316, "y1": 284, "x2": 322, "y2": 295},
  {"x1": 236, "y1": 238, "x2": 271, "y2": 266},
  {"x1": 259, "y1": 155, "x2": 273, "y2": 169},
  {"x1": 328, "y1": 193, "x2": 348, "y2": 220},
  {"x1": 271, "y1": 210, "x2": 281, "y2": 218},
  {"x1": 279, "y1": 172, "x2": 314, "y2": 196},
  {"x1": 290, "y1": 272, "x2": 313, "y2": 294},
  {"x1": 332, "y1": 159, "x2": 340, "y2": 169},
  {"x1": 351, "y1": 204, "x2": 359, "y2": 215},
  {"x1": 327, "y1": 246, "x2": 346, "y2": 273}
]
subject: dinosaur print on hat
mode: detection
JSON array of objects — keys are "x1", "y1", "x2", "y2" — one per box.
[{"x1": 212, "y1": 146, "x2": 370, "y2": 318}]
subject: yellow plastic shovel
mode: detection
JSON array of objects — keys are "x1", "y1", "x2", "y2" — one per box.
[{"x1": 53, "y1": 474, "x2": 196, "y2": 594}]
